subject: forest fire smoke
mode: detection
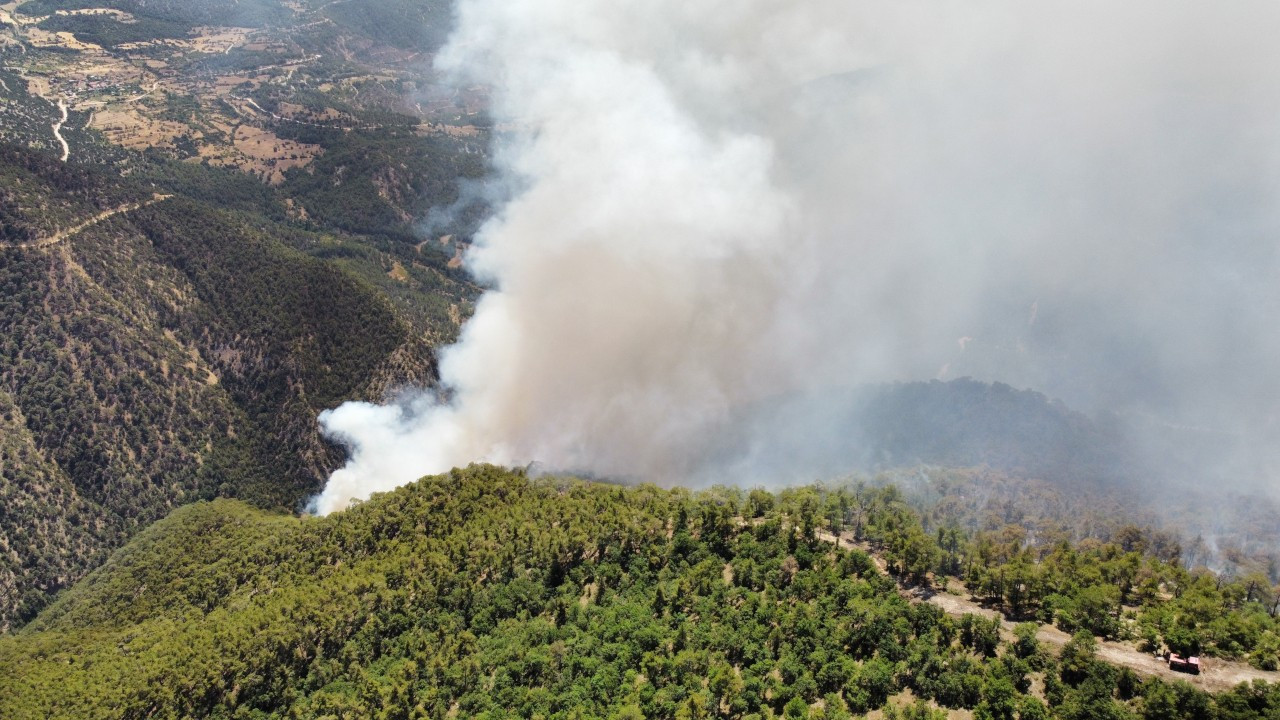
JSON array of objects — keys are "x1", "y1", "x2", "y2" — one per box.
[{"x1": 313, "y1": 0, "x2": 1280, "y2": 515}]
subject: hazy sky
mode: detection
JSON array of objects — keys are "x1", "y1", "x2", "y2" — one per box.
[{"x1": 314, "y1": 0, "x2": 1280, "y2": 513}]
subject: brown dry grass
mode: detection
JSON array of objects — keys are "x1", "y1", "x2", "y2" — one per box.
[
  {"x1": 865, "y1": 690, "x2": 974, "y2": 720},
  {"x1": 387, "y1": 261, "x2": 410, "y2": 283},
  {"x1": 229, "y1": 123, "x2": 320, "y2": 184},
  {"x1": 26, "y1": 28, "x2": 103, "y2": 52},
  {"x1": 187, "y1": 26, "x2": 254, "y2": 54},
  {"x1": 90, "y1": 107, "x2": 189, "y2": 150}
]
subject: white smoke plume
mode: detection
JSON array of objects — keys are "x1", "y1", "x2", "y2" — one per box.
[{"x1": 313, "y1": 0, "x2": 1280, "y2": 514}]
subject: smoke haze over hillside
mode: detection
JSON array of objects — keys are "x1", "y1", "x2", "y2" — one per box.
[{"x1": 314, "y1": 1, "x2": 1280, "y2": 514}]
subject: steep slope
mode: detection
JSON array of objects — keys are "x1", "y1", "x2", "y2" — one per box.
[
  {"x1": 730, "y1": 379, "x2": 1124, "y2": 487},
  {"x1": 2, "y1": 467, "x2": 1276, "y2": 720},
  {"x1": 853, "y1": 379, "x2": 1124, "y2": 482},
  {"x1": 0, "y1": 467, "x2": 1022, "y2": 718},
  {"x1": 0, "y1": 389, "x2": 101, "y2": 623},
  {"x1": 0, "y1": 144, "x2": 450, "y2": 629}
]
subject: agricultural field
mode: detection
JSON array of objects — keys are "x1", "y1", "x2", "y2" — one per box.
[{"x1": 0, "y1": 0, "x2": 489, "y2": 237}]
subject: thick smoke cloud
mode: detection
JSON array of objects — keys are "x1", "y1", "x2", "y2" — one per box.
[{"x1": 313, "y1": 0, "x2": 1280, "y2": 514}]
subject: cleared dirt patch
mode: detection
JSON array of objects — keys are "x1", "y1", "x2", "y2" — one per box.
[
  {"x1": 229, "y1": 123, "x2": 320, "y2": 184},
  {"x1": 26, "y1": 27, "x2": 103, "y2": 52},
  {"x1": 188, "y1": 26, "x2": 254, "y2": 54},
  {"x1": 387, "y1": 261, "x2": 410, "y2": 283},
  {"x1": 90, "y1": 106, "x2": 189, "y2": 150}
]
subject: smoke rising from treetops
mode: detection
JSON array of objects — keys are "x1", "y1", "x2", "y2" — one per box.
[{"x1": 312, "y1": 0, "x2": 1280, "y2": 515}]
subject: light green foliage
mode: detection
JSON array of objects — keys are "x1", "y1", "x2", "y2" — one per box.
[
  {"x1": 1013, "y1": 622, "x2": 1040, "y2": 660},
  {"x1": 2, "y1": 467, "x2": 1279, "y2": 719},
  {"x1": 913, "y1": 474, "x2": 1279, "y2": 662},
  {"x1": 0, "y1": 468, "x2": 994, "y2": 718},
  {"x1": 1060, "y1": 631, "x2": 1099, "y2": 686}
]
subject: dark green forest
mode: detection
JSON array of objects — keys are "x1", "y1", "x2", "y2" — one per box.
[
  {"x1": 2, "y1": 466, "x2": 1277, "y2": 719},
  {"x1": 0, "y1": 13, "x2": 483, "y2": 621},
  {"x1": 0, "y1": 142, "x2": 473, "y2": 629}
]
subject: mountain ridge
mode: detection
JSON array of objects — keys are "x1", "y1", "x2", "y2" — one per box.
[
  {"x1": 0, "y1": 142, "x2": 466, "y2": 628},
  {"x1": 3, "y1": 466, "x2": 1277, "y2": 719}
]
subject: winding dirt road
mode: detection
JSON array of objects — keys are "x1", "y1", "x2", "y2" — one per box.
[
  {"x1": 815, "y1": 530, "x2": 1278, "y2": 693},
  {"x1": 4, "y1": 193, "x2": 171, "y2": 250},
  {"x1": 51, "y1": 97, "x2": 69, "y2": 162}
]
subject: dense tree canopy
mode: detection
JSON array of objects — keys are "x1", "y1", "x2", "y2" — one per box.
[{"x1": 2, "y1": 467, "x2": 1276, "y2": 719}]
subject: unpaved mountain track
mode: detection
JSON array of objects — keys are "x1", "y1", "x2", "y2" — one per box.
[
  {"x1": 814, "y1": 530, "x2": 1278, "y2": 692},
  {"x1": 4, "y1": 193, "x2": 171, "y2": 249},
  {"x1": 232, "y1": 94, "x2": 425, "y2": 132},
  {"x1": 51, "y1": 97, "x2": 69, "y2": 162}
]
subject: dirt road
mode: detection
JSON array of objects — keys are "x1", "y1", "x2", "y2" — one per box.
[
  {"x1": 815, "y1": 530, "x2": 1277, "y2": 693},
  {"x1": 51, "y1": 97, "x2": 69, "y2": 162},
  {"x1": 5, "y1": 193, "x2": 171, "y2": 249}
]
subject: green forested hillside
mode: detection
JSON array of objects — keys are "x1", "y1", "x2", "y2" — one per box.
[
  {"x1": 0, "y1": 388, "x2": 102, "y2": 624},
  {"x1": 0, "y1": 144, "x2": 141, "y2": 242},
  {"x1": 1, "y1": 0, "x2": 475, "y2": 642},
  {"x1": 759, "y1": 382, "x2": 1280, "y2": 587},
  {"x1": 3, "y1": 7, "x2": 1277, "y2": 717},
  {"x1": 2, "y1": 466, "x2": 1277, "y2": 720},
  {"x1": 0, "y1": 144, "x2": 466, "y2": 629}
]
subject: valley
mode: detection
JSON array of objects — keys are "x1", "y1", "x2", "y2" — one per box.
[
  {"x1": 0, "y1": 1, "x2": 1278, "y2": 718},
  {"x1": 0, "y1": 0, "x2": 484, "y2": 628}
]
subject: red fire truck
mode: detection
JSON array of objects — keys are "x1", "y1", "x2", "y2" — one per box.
[{"x1": 1167, "y1": 653, "x2": 1202, "y2": 675}]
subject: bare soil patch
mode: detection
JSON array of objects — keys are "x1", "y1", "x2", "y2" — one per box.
[
  {"x1": 90, "y1": 106, "x2": 189, "y2": 150},
  {"x1": 387, "y1": 261, "x2": 410, "y2": 283},
  {"x1": 229, "y1": 123, "x2": 320, "y2": 184},
  {"x1": 26, "y1": 27, "x2": 103, "y2": 52}
]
